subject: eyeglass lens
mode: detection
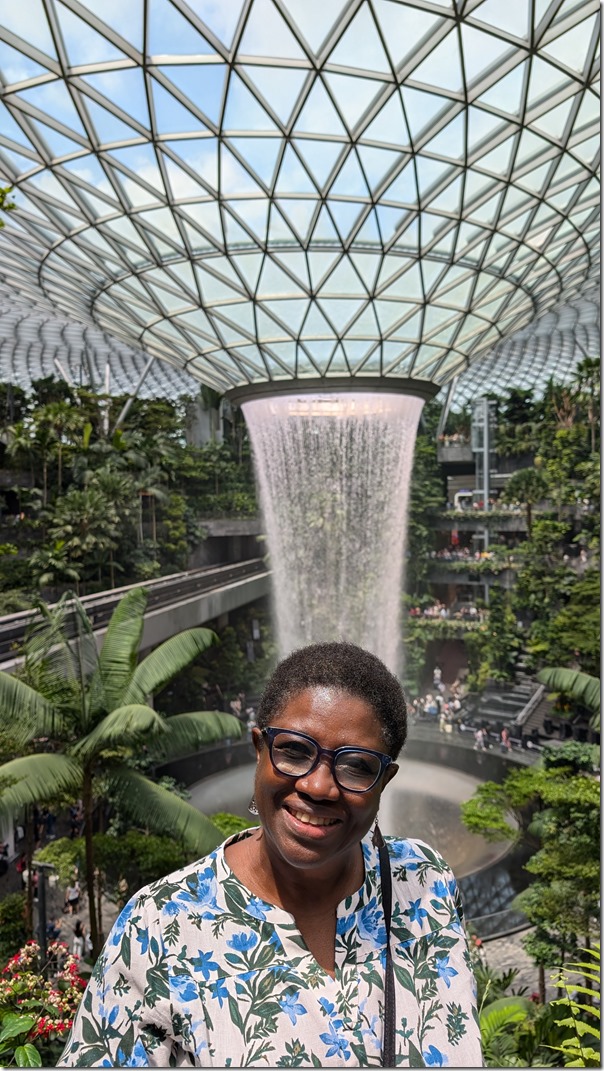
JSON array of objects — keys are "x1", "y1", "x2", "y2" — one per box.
[{"x1": 270, "y1": 731, "x2": 382, "y2": 791}]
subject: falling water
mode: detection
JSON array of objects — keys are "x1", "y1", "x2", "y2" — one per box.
[{"x1": 242, "y1": 392, "x2": 423, "y2": 672}]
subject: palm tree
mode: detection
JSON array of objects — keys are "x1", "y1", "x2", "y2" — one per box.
[{"x1": 0, "y1": 589, "x2": 243, "y2": 956}]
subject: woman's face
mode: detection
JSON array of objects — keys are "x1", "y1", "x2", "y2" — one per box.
[{"x1": 252, "y1": 686, "x2": 398, "y2": 876}]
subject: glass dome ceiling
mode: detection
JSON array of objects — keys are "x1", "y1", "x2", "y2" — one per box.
[{"x1": 0, "y1": 0, "x2": 600, "y2": 396}]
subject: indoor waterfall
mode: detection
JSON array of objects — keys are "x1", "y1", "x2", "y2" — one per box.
[{"x1": 242, "y1": 392, "x2": 423, "y2": 672}]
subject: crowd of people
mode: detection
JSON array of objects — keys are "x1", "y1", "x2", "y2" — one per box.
[{"x1": 407, "y1": 599, "x2": 483, "y2": 620}]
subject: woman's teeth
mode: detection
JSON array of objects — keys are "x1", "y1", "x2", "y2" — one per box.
[{"x1": 291, "y1": 810, "x2": 337, "y2": 827}]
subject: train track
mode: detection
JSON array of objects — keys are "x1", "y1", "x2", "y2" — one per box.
[{"x1": 0, "y1": 558, "x2": 268, "y2": 660}]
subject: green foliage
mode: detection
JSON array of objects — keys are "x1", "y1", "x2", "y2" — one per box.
[
  {"x1": 537, "y1": 668, "x2": 600, "y2": 729},
  {"x1": 501, "y1": 468, "x2": 549, "y2": 534},
  {"x1": 0, "y1": 894, "x2": 28, "y2": 969},
  {"x1": 548, "y1": 946, "x2": 600, "y2": 1067},
  {"x1": 479, "y1": 995, "x2": 535, "y2": 1068},
  {"x1": 210, "y1": 812, "x2": 257, "y2": 838},
  {"x1": 407, "y1": 402, "x2": 446, "y2": 593},
  {"x1": 540, "y1": 570, "x2": 600, "y2": 679}
]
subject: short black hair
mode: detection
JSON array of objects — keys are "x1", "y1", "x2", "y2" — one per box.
[{"x1": 257, "y1": 641, "x2": 407, "y2": 758}]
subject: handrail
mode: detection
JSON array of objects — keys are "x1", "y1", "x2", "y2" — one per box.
[{"x1": 513, "y1": 683, "x2": 545, "y2": 728}]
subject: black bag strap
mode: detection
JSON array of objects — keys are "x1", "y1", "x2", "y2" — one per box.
[{"x1": 374, "y1": 825, "x2": 396, "y2": 1067}]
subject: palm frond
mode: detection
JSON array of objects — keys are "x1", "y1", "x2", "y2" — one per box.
[
  {"x1": 70, "y1": 704, "x2": 168, "y2": 760},
  {"x1": 91, "y1": 588, "x2": 147, "y2": 714},
  {"x1": 122, "y1": 628, "x2": 217, "y2": 705},
  {"x1": 0, "y1": 754, "x2": 81, "y2": 818},
  {"x1": 148, "y1": 711, "x2": 244, "y2": 761},
  {"x1": 0, "y1": 671, "x2": 62, "y2": 742},
  {"x1": 108, "y1": 767, "x2": 224, "y2": 855},
  {"x1": 537, "y1": 667, "x2": 600, "y2": 728}
]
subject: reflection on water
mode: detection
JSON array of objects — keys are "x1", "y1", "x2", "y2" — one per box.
[{"x1": 189, "y1": 756, "x2": 505, "y2": 879}]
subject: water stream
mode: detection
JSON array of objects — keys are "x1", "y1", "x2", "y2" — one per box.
[{"x1": 242, "y1": 392, "x2": 423, "y2": 671}]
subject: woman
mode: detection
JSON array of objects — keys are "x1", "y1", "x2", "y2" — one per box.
[{"x1": 59, "y1": 642, "x2": 482, "y2": 1067}]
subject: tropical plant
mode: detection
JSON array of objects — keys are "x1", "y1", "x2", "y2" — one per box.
[
  {"x1": 537, "y1": 668, "x2": 600, "y2": 731},
  {"x1": 0, "y1": 588, "x2": 243, "y2": 956},
  {"x1": 479, "y1": 994, "x2": 534, "y2": 1068},
  {"x1": 548, "y1": 945, "x2": 600, "y2": 1068},
  {"x1": 501, "y1": 467, "x2": 549, "y2": 536}
]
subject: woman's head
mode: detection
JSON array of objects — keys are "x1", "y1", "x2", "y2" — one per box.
[{"x1": 257, "y1": 641, "x2": 407, "y2": 758}]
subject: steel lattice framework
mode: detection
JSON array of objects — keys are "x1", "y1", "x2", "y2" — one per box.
[{"x1": 0, "y1": 0, "x2": 600, "y2": 400}]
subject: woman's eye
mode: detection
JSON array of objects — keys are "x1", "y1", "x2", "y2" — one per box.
[{"x1": 276, "y1": 742, "x2": 313, "y2": 761}]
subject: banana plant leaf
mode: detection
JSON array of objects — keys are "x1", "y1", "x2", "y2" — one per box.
[
  {"x1": 122, "y1": 627, "x2": 217, "y2": 705},
  {"x1": 70, "y1": 704, "x2": 168, "y2": 760},
  {"x1": 0, "y1": 754, "x2": 81, "y2": 818},
  {"x1": 537, "y1": 667, "x2": 600, "y2": 725},
  {"x1": 108, "y1": 767, "x2": 224, "y2": 855},
  {"x1": 0, "y1": 671, "x2": 63, "y2": 743},
  {"x1": 147, "y1": 710, "x2": 244, "y2": 761},
  {"x1": 91, "y1": 587, "x2": 148, "y2": 715}
]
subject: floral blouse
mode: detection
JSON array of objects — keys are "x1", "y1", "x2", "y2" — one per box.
[{"x1": 59, "y1": 830, "x2": 482, "y2": 1067}]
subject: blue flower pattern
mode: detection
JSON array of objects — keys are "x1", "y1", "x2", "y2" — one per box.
[{"x1": 59, "y1": 833, "x2": 482, "y2": 1066}]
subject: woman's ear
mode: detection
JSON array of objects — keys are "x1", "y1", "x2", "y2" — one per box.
[
  {"x1": 252, "y1": 727, "x2": 263, "y2": 761},
  {"x1": 382, "y1": 764, "x2": 399, "y2": 790}
]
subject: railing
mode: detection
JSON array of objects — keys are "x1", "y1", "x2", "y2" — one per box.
[
  {"x1": 0, "y1": 558, "x2": 269, "y2": 659},
  {"x1": 513, "y1": 684, "x2": 546, "y2": 728}
]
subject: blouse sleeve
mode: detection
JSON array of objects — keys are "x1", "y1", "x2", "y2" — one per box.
[{"x1": 58, "y1": 894, "x2": 177, "y2": 1067}]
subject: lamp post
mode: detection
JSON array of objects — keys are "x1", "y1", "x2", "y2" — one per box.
[{"x1": 31, "y1": 861, "x2": 56, "y2": 970}]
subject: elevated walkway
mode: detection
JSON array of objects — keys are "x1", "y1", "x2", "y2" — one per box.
[{"x1": 0, "y1": 559, "x2": 271, "y2": 672}]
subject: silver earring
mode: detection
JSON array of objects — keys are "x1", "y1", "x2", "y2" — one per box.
[{"x1": 248, "y1": 797, "x2": 259, "y2": 816}]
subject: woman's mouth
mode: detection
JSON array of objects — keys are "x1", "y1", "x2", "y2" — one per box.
[{"x1": 286, "y1": 807, "x2": 340, "y2": 828}]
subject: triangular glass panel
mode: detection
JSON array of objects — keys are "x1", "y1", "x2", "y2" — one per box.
[
  {"x1": 264, "y1": 298, "x2": 307, "y2": 333},
  {"x1": 302, "y1": 300, "x2": 335, "y2": 337},
  {"x1": 307, "y1": 250, "x2": 341, "y2": 288},
  {"x1": 216, "y1": 319, "x2": 250, "y2": 346},
  {"x1": 273, "y1": 250, "x2": 310, "y2": 288},
  {"x1": 329, "y1": 153, "x2": 369, "y2": 198},
  {"x1": 401, "y1": 87, "x2": 450, "y2": 141},
  {"x1": 467, "y1": 106, "x2": 506, "y2": 153},
  {"x1": 354, "y1": 210, "x2": 381, "y2": 244},
  {"x1": 286, "y1": 0, "x2": 350, "y2": 56},
  {"x1": 220, "y1": 145, "x2": 264, "y2": 196},
  {"x1": 420, "y1": 212, "x2": 448, "y2": 248},
  {"x1": 468, "y1": 190, "x2": 503, "y2": 225},
  {"x1": 531, "y1": 96, "x2": 574, "y2": 139},
  {"x1": 416, "y1": 157, "x2": 451, "y2": 198},
  {"x1": 294, "y1": 80, "x2": 347, "y2": 138},
  {"x1": 349, "y1": 251, "x2": 382, "y2": 291},
  {"x1": 421, "y1": 259, "x2": 448, "y2": 294},
  {"x1": 328, "y1": 4, "x2": 390, "y2": 73},
  {"x1": 476, "y1": 294, "x2": 511, "y2": 321},
  {"x1": 542, "y1": 18, "x2": 594, "y2": 74},
  {"x1": 311, "y1": 204, "x2": 340, "y2": 242},
  {"x1": 295, "y1": 347, "x2": 322, "y2": 376},
  {"x1": 220, "y1": 302, "x2": 256, "y2": 337},
  {"x1": 82, "y1": 70, "x2": 149, "y2": 128},
  {"x1": 460, "y1": 25, "x2": 514, "y2": 84},
  {"x1": 320, "y1": 257, "x2": 367, "y2": 296},
  {"x1": 377, "y1": 253, "x2": 412, "y2": 289},
  {"x1": 345, "y1": 339, "x2": 375, "y2": 370},
  {"x1": 572, "y1": 134, "x2": 598, "y2": 168},
  {"x1": 78, "y1": 188, "x2": 115, "y2": 219},
  {"x1": 158, "y1": 65, "x2": 227, "y2": 127},
  {"x1": 83, "y1": 100, "x2": 141, "y2": 145},
  {"x1": 255, "y1": 307, "x2": 286, "y2": 340},
  {"x1": 164, "y1": 138, "x2": 218, "y2": 191},
  {"x1": 423, "y1": 113, "x2": 465, "y2": 159},
  {"x1": 223, "y1": 208, "x2": 254, "y2": 245},
  {"x1": 423, "y1": 305, "x2": 456, "y2": 334},
  {"x1": 115, "y1": 173, "x2": 160, "y2": 209},
  {"x1": 477, "y1": 134, "x2": 516, "y2": 174},
  {"x1": 515, "y1": 129, "x2": 552, "y2": 168},
  {"x1": 277, "y1": 198, "x2": 318, "y2": 239},
  {"x1": 229, "y1": 197, "x2": 270, "y2": 242},
  {"x1": 324, "y1": 73, "x2": 384, "y2": 132},
  {"x1": 574, "y1": 91, "x2": 600, "y2": 133},
  {"x1": 357, "y1": 145, "x2": 404, "y2": 193},
  {"x1": 0, "y1": 102, "x2": 32, "y2": 148},
  {"x1": 318, "y1": 298, "x2": 364, "y2": 333},
  {"x1": 376, "y1": 205, "x2": 407, "y2": 242},
  {"x1": 439, "y1": 277, "x2": 473, "y2": 308},
  {"x1": 231, "y1": 252, "x2": 264, "y2": 292},
  {"x1": 293, "y1": 138, "x2": 344, "y2": 189},
  {"x1": 228, "y1": 136, "x2": 281, "y2": 187},
  {"x1": 348, "y1": 305, "x2": 380, "y2": 337},
  {"x1": 274, "y1": 144, "x2": 316, "y2": 194},
  {"x1": 472, "y1": 0, "x2": 529, "y2": 39},
  {"x1": 361, "y1": 91, "x2": 409, "y2": 149},
  {"x1": 374, "y1": 300, "x2": 407, "y2": 333},
  {"x1": 381, "y1": 262, "x2": 423, "y2": 300},
  {"x1": 327, "y1": 199, "x2": 365, "y2": 240},
  {"x1": 304, "y1": 339, "x2": 336, "y2": 374},
  {"x1": 382, "y1": 165, "x2": 417, "y2": 205},
  {"x1": 187, "y1": 0, "x2": 244, "y2": 49},
  {"x1": 373, "y1": 1, "x2": 440, "y2": 69},
  {"x1": 28, "y1": 121, "x2": 83, "y2": 160},
  {"x1": 411, "y1": 32, "x2": 463, "y2": 93},
  {"x1": 181, "y1": 201, "x2": 223, "y2": 242},
  {"x1": 17, "y1": 82, "x2": 86, "y2": 136},
  {"x1": 267, "y1": 203, "x2": 299, "y2": 243},
  {"x1": 2, "y1": 1, "x2": 57, "y2": 56},
  {"x1": 477, "y1": 61, "x2": 526, "y2": 115},
  {"x1": 258, "y1": 258, "x2": 301, "y2": 297},
  {"x1": 383, "y1": 347, "x2": 415, "y2": 375},
  {"x1": 147, "y1": 0, "x2": 215, "y2": 55},
  {"x1": 223, "y1": 73, "x2": 276, "y2": 133},
  {"x1": 166, "y1": 261, "x2": 197, "y2": 298},
  {"x1": 518, "y1": 161, "x2": 551, "y2": 194},
  {"x1": 324, "y1": 344, "x2": 351, "y2": 374},
  {"x1": 163, "y1": 156, "x2": 209, "y2": 200},
  {"x1": 428, "y1": 174, "x2": 462, "y2": 213},
  {"x1": 151, "y1": 84, "x2": 208, "y2": 136},
  {"x1": 243, "y1": 65, "x2": 309, "y2": 126},
  {"x1": 238, "y1": 0, "x2": 306, "y2": 60},
  {"x1": 502, "y1": 209, "x2": 531, "y2": 238},
  {"x1": 136, "y1": 207, "x2": 182, "y2": 245},
  {"x1": 527, "y1": 57, "x2": 569, "y2": 108},
  {"x1": 390, "y1": 310, "x2": 423, "y2": 340}
]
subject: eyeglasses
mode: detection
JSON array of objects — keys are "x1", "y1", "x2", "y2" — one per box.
[{"x1": 261, "y1": 727, "x2": 393, "y2": 793}]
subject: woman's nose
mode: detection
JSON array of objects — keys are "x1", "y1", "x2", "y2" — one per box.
[{"x1": 295, "y1": 756, "x2": 340, "y2": 798}]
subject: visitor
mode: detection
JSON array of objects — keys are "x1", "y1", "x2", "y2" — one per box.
[
  {"x1": 500, "y1": 727, "x2": 512, "y2": 753},
  {"x1": 59, "y1": 641, "x2": 482, "y2": 1068},
  {"x1": 474, "y1": 727, "x2": 487, "y2": 751},
  {"x1": 72, "y1": 920, "x2": 85, "y2": 958},
  {"x1": 64, "y1": 875, "x2": 80, "y2": 915}
]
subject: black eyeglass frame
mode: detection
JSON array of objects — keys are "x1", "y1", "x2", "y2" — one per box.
[{"x1": 261, "y1": 726, "x2": 393, "y2": 793}]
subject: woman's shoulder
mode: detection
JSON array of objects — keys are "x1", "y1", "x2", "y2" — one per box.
[{"x1": 382, "y1": 835, "x2": 456, "y2": 878}]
